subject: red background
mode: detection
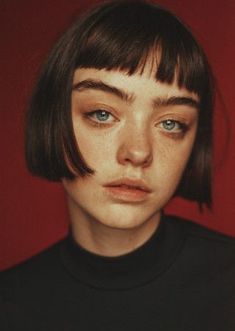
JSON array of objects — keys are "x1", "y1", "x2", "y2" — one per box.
[{"x1": 1, "y1": 0, "x2": 235, "y2": 271}]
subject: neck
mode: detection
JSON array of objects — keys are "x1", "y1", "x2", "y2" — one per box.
[{"x1": 66, "y1": 199, "x2": 161, "y2": 257}]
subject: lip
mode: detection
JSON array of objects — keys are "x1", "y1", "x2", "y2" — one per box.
[{"x1": 103, "y1": 178, "x2": 152, "y2": 202}]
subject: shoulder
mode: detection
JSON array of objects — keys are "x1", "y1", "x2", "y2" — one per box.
[
  {"x1": 1, "y1": 237, "x2": 64, "y2": 273},
  {"x1": 165, "y1": 214, "x2": 235, "y2": 258},
  {"x1": 0, "y1": 238, "x2": 68, "y2": 330},
  {"x1": 0, "y1": 238, "x2": 66, "y2": 299},
  {"x1": 165, "y1": 213, "x2": 235, "y2": 244},
  {"x1": 165, "y1": 214, "x2": 235, "y2": 281}
]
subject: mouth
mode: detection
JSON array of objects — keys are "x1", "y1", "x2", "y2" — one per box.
[{"x1": 103, "y1": 178, "x2": 152, "y2": 202}]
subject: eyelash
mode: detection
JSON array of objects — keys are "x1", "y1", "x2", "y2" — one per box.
[{"x1": 84, "y1": 110, "x2": 189, "y2": 134}]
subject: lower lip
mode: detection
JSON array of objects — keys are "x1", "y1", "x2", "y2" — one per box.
[{"x1": 104, "y1": 186, "x2": 150, "y2": 202}]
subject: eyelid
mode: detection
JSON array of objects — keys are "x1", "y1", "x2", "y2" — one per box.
[
  {"x1": 159, "y1": 111, "x2": 193, "y2": 123},
  {"x1": 155, "y1": 111, "x2": 190, "y2": 121}
]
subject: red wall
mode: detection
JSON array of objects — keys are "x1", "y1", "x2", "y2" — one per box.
[{"x1": 1, "y1": 0, "x2": 235, "y2": 271}]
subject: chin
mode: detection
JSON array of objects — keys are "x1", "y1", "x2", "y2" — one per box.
[
  {"x1": 99, "y1": 218, "x2": 143, "y2": 230},
  {"x1": 95, "y1": 207, "x2": 159, "y2": 231}
]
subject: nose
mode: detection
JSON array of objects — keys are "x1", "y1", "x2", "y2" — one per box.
[{"x1": 117, "y1": 124, "x2": 153, "y2": 168}]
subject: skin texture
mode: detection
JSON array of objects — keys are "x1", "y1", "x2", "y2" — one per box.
[{"x1": 62, "y1": 64, "x2": 199, "y2": 257}]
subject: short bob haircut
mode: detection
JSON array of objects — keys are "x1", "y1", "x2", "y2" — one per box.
[{"x1": 25, "y1": 0, "x2": 214, "y2": 208}]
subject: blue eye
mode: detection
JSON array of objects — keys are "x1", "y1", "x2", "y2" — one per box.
[
  {"x1": 94, "y1": 110, "x2": 110, "y2": 122},
  {"x1": 162, "y1": 120, "x2": 182, "y2": 131},
  {"x1": 85, "y1": 109, "x2": 116, "y2": 126}
]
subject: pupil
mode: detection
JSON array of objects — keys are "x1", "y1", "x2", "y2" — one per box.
[
  {"x1": 164, "y1": 120, "x2": 175, "y2": 130},
  {"x1": 97, "y1": 111, "x2": 109, "y2": 121}
]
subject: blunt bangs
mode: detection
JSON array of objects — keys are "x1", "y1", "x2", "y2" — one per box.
[
  {"x1": 25, "y1": 0, "x2": 213, "y2": 207},
  {"x1": 74, "y1": 1, "x2": 209, "y2": 97}
]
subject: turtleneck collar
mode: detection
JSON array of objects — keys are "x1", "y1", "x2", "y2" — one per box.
[{"x1": 60, "y1": 214, "x2": 184, "y2": 290}]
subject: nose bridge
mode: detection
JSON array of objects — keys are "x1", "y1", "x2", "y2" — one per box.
[{"x1": 117, "y1": 117, "x2": 153, "y2": 167}]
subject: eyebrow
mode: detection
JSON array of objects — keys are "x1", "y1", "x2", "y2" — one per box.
[
  {"x1": 72, "y1": 79, "x2": 133, "y2": 102},
  {"x1": 72, "y1": 79, "x2": 200, "y2": 110},
  {"x1": 152, "y1": 96, "x2": 200, "y2": 110}
]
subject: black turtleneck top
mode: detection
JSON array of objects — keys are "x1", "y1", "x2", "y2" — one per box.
[{"x1": 1, "y1": 214, "x2": 235, "y2": 331}]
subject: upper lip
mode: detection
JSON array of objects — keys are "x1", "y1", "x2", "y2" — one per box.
[{"x1": 104, "y1": 178, "x2": 152, "y2": 193}]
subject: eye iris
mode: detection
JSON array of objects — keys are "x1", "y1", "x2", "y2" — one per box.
[
  {"x1": 163, "y1": 120, "x2": 176, "y2": 130},
  {"x1": 96, "y1": 111, "x2": 109, "y2": 121}
]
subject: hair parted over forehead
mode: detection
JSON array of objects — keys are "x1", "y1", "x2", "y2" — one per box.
[{"x1": 25, "y1": 0, "x2": 214, "y2": 208}]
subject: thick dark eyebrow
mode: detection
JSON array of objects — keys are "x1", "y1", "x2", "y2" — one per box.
[
  {"x1": 152, "y1": 96, "x2": 200, "y2": 110},
  {"x1": 72, "y1": 79, "x2": 199, "y2": 110},
  {"x1": 72, "y1": 79, "x2": 133, "y2": 102}
]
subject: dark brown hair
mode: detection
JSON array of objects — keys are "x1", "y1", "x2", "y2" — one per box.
[{"x1": 25, "y1": 0, "x2": 214, "y2": 207}]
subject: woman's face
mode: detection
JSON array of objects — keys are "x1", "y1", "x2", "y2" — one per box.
[{"x1": 62, "y1": 65, "x2": 199, "y2": 229}]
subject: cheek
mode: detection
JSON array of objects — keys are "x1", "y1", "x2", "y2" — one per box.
[
  {"x1": 74, "y1": 128, "x2": 117, "y2": 168},
  {"x1": 153, "y1": 133, "x2": 195, "y2": 180}
]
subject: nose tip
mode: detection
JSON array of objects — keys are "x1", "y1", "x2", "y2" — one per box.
[{"x1": 117, "y1": 132, "x2": 153, "y2": 167}]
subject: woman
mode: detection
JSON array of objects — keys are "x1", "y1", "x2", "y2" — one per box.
[{"x1": 1, "y1": 1, "x2": 235, "y2": 330}]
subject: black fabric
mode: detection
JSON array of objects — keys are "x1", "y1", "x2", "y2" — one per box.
[{"x1": 1, "y1": 214, "x2": 235, "y2": 331}]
